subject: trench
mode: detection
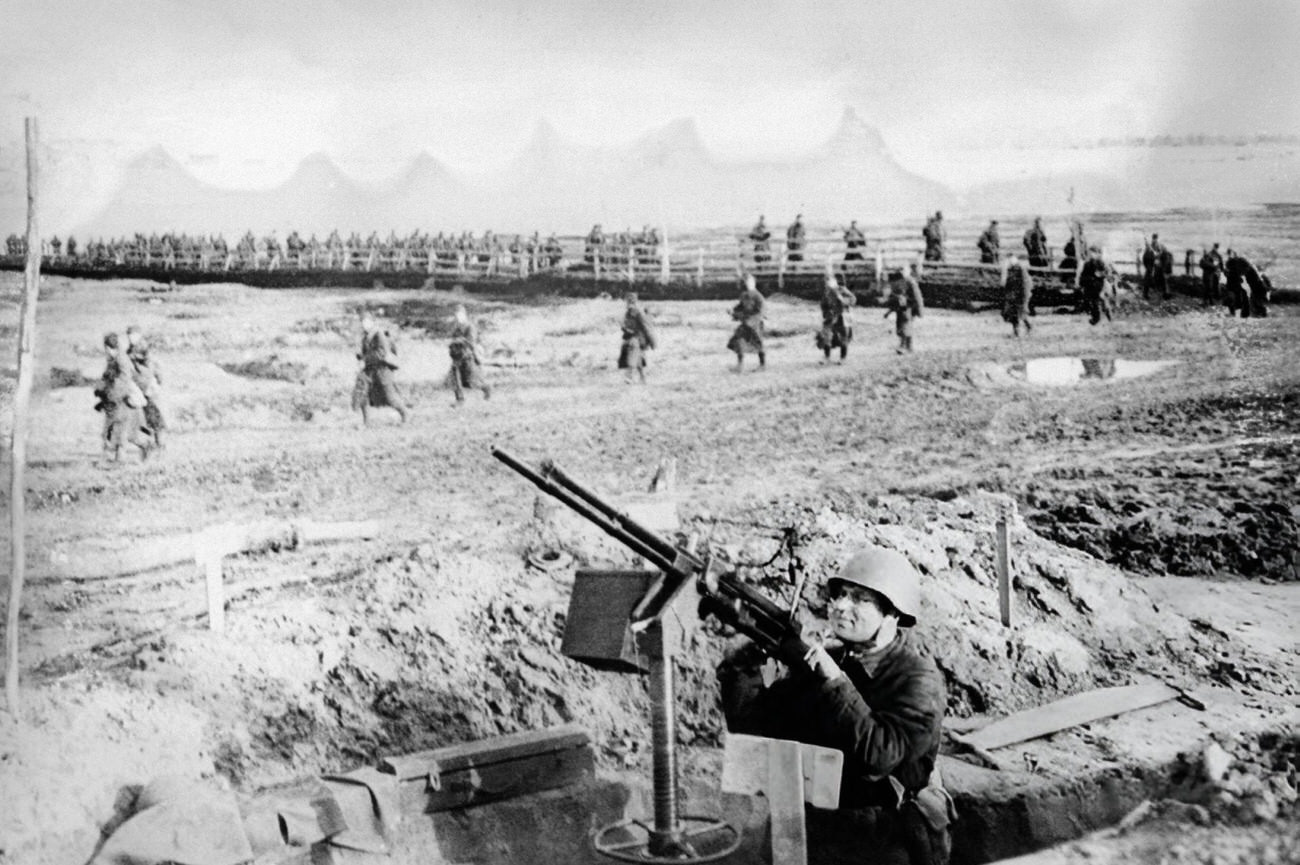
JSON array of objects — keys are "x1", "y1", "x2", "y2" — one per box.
[{"x1": 319, "y1": 727, "x2": 1298, "y2": 864}]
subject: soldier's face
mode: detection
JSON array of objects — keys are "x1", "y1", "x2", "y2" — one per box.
[{"x1": 829, "y1": 584, "x2": 890, "y2": 643}]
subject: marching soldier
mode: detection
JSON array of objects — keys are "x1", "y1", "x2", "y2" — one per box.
[
  {"x1": 617, "y1": 293, "x2": 657, "y2": 384},
  {"x1": 977, "y1": 220, "x2": 1000, "y2": 264},
  {"x1": 1022, "y1": 218, "x2": 1049, "y2": 267},
  {"x1": 1002, "y1": 254, "x2": 1033, "y2": 337},
  {"x1": 125, "y1": 325, "x2": 167, "y2": 451},
  {"x1": 885, "y1": 267, "x2": 924, "y2": 354},
  {"x1": 1199, "y1": 244, "x2": 1224, "y2": 308},
  {"x1": 727, "y1": 274, "x2": 767, "y2": 371},
  {"x1": 1079, "y1": 246, "x2": 1114, "y2": 326},
  {"x1": 352, "y1": 311, "x2": 410, "y2": 426},
  {"x1": 1225, "y1": 251, "x2": 1270, "y2": 318},
  {"x1": 750, "y1": 216, "x2": 772, "y2": 265},
  {"x1": 786, "y1": 214, "x2": 806, "y2": 263},
  {"x1": 816, "y1": 275, "x2": 857, "y2": 363},
  {"x1": 94, "y1": 333, "x2": 154, "y2": 462},
  {"x1": 922, "y1": 211, "x2": 945, "y2": 262},
  {"x1": 843, "y1": 220, "x2": 867, "y2": 263},
  {"x1": 449, "y1": 303, "x2": 492, "y2": 402}
]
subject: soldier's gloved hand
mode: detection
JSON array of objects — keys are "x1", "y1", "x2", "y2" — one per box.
[{"x1": 774, "y1": 634, "x2": 816, "y2": 670}]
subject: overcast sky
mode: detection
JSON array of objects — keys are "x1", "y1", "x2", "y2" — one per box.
[{"x1": 2, "y1": 0, "x2": 1299, "y2": 187}]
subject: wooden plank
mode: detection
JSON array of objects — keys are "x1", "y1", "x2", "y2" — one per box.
[
  {"x1": 395, "y1": 745, "x2": 595, "y2": 814},
  {"x1": 766, "y1": 739, "x2": 807, "y2": 865},
  {"x1": 42, "y1": 518, "x2": 382, "y2": 582},
  {"x1": 961, "y1": 683, "x2": 1183, "y2": 751},
  {"x1": 720, "y1": 733, "x2": 842, "y2": 809},
  {"x1": 379, "y1": 724, "x2": 590, "y2": 780}
]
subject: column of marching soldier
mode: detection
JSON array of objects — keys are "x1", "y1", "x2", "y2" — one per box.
[{"x1": 79, "y1": 211, "x2": 1275, "y2": 461}]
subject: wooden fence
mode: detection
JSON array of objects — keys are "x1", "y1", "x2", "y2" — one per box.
[{"x1": 21, "y1": 223, "x2": 1299, "y2": 288}]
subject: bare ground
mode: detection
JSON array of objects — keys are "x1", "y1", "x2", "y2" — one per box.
[{"x1": 0, "y1": 273, "x2": 1297, "y2": 864}]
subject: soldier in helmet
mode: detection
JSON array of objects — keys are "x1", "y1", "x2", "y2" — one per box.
[{"x1": 717, "y1": 546, "x2": 954, "y2": 864}]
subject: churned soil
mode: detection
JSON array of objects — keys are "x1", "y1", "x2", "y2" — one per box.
[{"x1": 0, "y1": 273, "x2": 1296, "y2": 864}]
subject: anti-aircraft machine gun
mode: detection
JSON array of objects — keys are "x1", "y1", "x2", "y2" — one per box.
[{"x1": 492, "y1": 448, "x2": 817, "y2": 863}]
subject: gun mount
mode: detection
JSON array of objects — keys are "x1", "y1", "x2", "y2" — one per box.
[{"x1": 492, "y1": 448, "x2": 812, "y2": 863}]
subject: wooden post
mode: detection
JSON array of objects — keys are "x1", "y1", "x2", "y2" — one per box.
[
  {"x1": 721, "y1": 734, "x2": 842, "y2": 865},
  {"x1": 648, "y1": 458, "x2": 677, "y2": 494},
  {"x1": 777, "y1": 245, "x2": 785, "y2": 291},
  {"x1": 6, "y1": 118, "x2": 40, "y2": 714},
  {"x1": 627, "y1": 244, "x2": 635, "y2": 284},
  {"x1": 195, "y1": 526, "x2": 228, "y2": 633},
  {"x1": 660, "y1": 228, "x2": 669, "y2": 285},
  {"x1": 995, "y1": 502, "x2": 1013, "y2": 627},
  {"x1": 203, "y1": 551, "x2": 225, "y2": 633},
  {"x1": 875, "y1": 248, "x2": 884, "y2": 285}
]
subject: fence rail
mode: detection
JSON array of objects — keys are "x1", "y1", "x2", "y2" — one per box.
[{"x1": 13, "y1": 225, "x2": 1297, "y2": 288}]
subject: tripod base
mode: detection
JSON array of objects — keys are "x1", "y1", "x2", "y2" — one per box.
[{"x1": 593, "y1": 815, "x2": 741, "y2": 863}]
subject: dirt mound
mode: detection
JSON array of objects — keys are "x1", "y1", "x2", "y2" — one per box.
[
  {"x1": 219, "y1": 355, "x2": 313, "y2": 384},
  {"x1": 1018, "y1": 388, "x2": 1300, "y2": 581},
  {"x1": 49, "y1": 365, "x2": 98, "y2": 388}
]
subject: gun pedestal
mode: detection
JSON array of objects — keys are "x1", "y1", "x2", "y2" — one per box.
[{"x1": 562, "y1": 568, "x2": 740, "y2": 863}]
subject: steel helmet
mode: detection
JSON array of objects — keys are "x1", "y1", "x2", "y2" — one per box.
[{"x1": 827, "y1": 547, "x2": 922, "y2": 627}]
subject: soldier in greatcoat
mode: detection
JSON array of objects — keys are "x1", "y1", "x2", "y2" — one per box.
[
  {"x1": 352, "y1": 311, "x2": 410, "y2": 426},
  {"x1": 1079, "y1": 246, "x2": 1115, "y2": 326},
  {"x1": 449, "y1": 303, "x2": 492, "y2": 403},
  {"x1": 816, "y1": 275, "x2": 857, "y2": 363},
  {"x1": 94, "y1": 332, "x2": 154, "y2": 462},
  {"x1": 126, "y1": 325, "x2": 167, "y2": 450},
  {"x1": 884, "y1": 267, "x2": 924, "y2": 354},
  {"x1": 727, "y1": 274, "x2": 767, "y2": 371},
  {"x1": 1001, "y1": 255, "x2": 1034, "y2": 337},
  {"x1": 977, "y1": 221, "x2": 1000, "y2": 264},
  {"x1": 1023, "y1": 218, "x2": 1049, "y2": 267},
  {"x1": 617, "y1": 293, "x2": 657, "y2": 383}
]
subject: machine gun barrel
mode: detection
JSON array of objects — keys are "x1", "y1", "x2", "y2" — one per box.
[
  {"x1": 538, "y1": 459, "x2": 680, "y2": 564},
  {"x1": 492, "y1": 448, "x2": 805, "y2": 656},
  {"x1": 492, "y1": 447, "x2": 673, "y2": 571}
]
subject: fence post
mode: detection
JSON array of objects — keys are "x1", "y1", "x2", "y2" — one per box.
[
  {"x1": 628, "y1": 245, "x2": 635, "y2": 284},
  {"x1": 595, "y1": 248, "x2": 602, "y2": 281},
  {"x1": 6, "y1": 117, "x2": 40, "y2": 714},
  {"x1": 660, "y1": 229, "x2": 670, "y2": 285},
  {"x1": 696, "y1": 246, "x2": 704, "y2": 287},
  {"x1": 778, "y1": 245, "x2": 785, "y2": 291}
]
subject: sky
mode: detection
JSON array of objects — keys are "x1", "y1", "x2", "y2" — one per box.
[{"x1": 2, "y1": 0, "x2": 1299, "y2": 190}]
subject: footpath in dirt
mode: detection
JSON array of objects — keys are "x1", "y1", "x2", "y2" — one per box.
[{"x1": 0, "y1": 274, "x2": 1296, "y2": 864}]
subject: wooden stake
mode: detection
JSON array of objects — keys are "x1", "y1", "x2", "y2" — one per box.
[
  {"x1": 995, "y1": 502, "x2": 1013, "y2": 627},
  {"x1": 203, "y1": 552, "x2": 225, "y2": 633},
  {"x1": 6, "y1": 118, "x2": 40, "y2": 714}
]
